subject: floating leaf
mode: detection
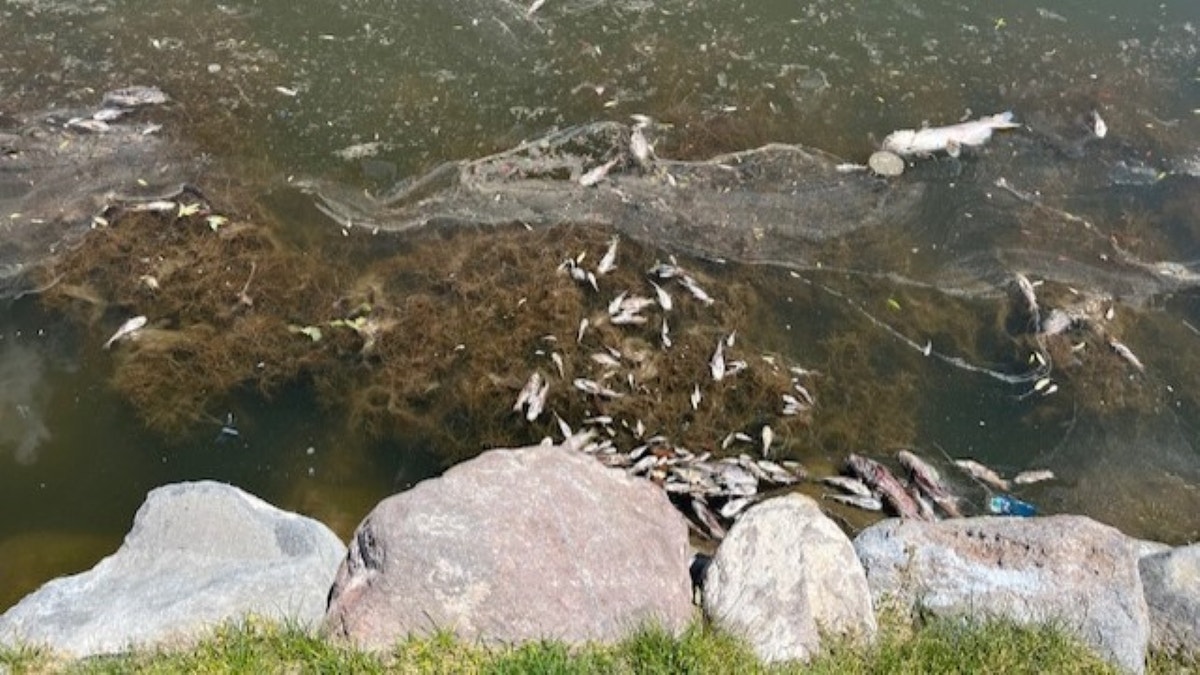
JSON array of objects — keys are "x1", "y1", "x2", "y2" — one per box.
[
  {"x1": 177, "y1": 202, "x2": 201, "y2": 218},
  {"x1": 206, "y1": 214, "x2": 228, "y2": 231}
]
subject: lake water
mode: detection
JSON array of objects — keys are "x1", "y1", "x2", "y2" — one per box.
[{"x1": 2, "y1": 0, "x2": 1198, "y2": 610}]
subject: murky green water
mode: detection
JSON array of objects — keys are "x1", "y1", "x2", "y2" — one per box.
[{"x1": 2, "y1": 0, "x2": 1199, "y2": 610}]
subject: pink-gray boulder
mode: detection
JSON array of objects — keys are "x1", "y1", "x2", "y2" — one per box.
[
  {"x1": 703, "y1": 494, "x2": 876, "y2": 663},
  {"x1": 323, "y1": 440, "x2": 694, "y2": 649},
  {"x1": 1139, "y1": 543, "x2": 1200, "y2": 656},
  {"x1": 854, "y1": 515, "x2": 1149, "y2": 674}
]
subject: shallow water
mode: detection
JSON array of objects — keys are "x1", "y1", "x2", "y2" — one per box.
[{"x1": 2, "y1": 0, "x2": 1199, "y2": 610}]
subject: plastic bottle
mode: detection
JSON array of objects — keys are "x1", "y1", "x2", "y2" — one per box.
[{"x1": 988, "y1": 494, "x2": 1037, "y2": 517}]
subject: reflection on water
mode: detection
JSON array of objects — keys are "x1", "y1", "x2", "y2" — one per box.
[{"x1": 1, "y1": 0, "x2": 1198, "y2": 611}]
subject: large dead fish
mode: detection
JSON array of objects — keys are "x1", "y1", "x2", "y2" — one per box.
[
  {"x1": 882, "y1": 111, "x2": 1020, "y2": 157},
  {"x1": 846, "y1": 453, "x2": 925, "y2": 520},
  {"x1": 897, "y1": 450, "x2": 963, "y2": 518},
  {"x1": 954, "y1": 458, "x2": 1011, "y2": 491},
  {"x1": 103, "y1": 315, "x2": 147, "y2": 349}
]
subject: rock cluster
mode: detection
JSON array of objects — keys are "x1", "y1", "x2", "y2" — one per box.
[{"x1": 1, "y1": 448, "x2": 1196, "y2": 674}]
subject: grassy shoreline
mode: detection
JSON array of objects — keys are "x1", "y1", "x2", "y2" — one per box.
[{"x1": 4, "y1": 616, "x2": 1196, "y2": 674}]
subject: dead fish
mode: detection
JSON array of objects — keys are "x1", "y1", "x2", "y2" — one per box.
[
  {"x1": 680, "y1": 275, "x2": 715, "y2": 305},
  {"x1": 710, "y1": 340, "x2": 726, "y2": 381},
  {"x1": 573, "y1": 378, "x2": 624, "y2": 399},
  {"x1": 525, "y1": 379, "x2": 550, "y2": 421},
  {"x1": 513, "y1": 371, "x2": 544, "y2": 414},
  {"x1": 629, "y1": 125, "x2": 652, "y2": 167},
  {"x1": 550, "y1": 352, "x2": 565, "y2": 378},
  {"x1": 756, "y1": 458, "x2": 798, "y2": 485},
  {"x1": 597, "y1": 235, "x2": 619, "y2": 275},
  {"x1": 579, "y1": 158, "x2": 619, "y2": 186},
  {"x1": 719, "y1": 496, "x2": 753, "y2": 519},
  {"x1": 690, "y1": 383, "x2": 702, "y2": 410},
  {"x1": 691, "y1": 498, "x2": 727, "y2": 540},
  {"x1": 525, "y1": 0, "x2": 546, "y2": 18},
  {"x1": 103, "y1": 315, "x2": 148, "y2": 349},
  {"x1": 1013, "y1": 469, "x2": 1056, "y2": 485},
  {"x1": 553, "y1": 413, "x2": 572, "y2": 440},
  {"x1": 1014, "y1": 273, "x2": 1040, "y2": 326},
  {"x1": 820, "y1": 475, "x2": 874, "y2": 498},
  {"x1": 590, "y1": 352, "x2": 622, "y2": 369},
  {"x1": 882, "y1": 111, "x2": 1020, "y2": 157},
  {"x1": 1109, "y1": 338, "x2": 1145, "y2": 372},
  {"x1": 761, "y1": 425, "x2": 774, "y2": 458},
  {"x1": 66, "y1": 117, "x2": 110, "y2": 133},
  {"x1": 824, "y1": 493, "x2": 884, "y2": 512},
  {"x1": 660, "y1": 317, "x2": 672, "y2": 349},
  {"x1": 846, "y1": 453, "x2": 925, "y2": 520},
  {"x1": 102, "y1": 85, "x2": 169, "y2": 108},
  {"x1": 91, "y1": 107, "x2": 128, "y2": 122},
  {"x1": 897, "y1": 450, "x2": 963, "y2": 518},
  {"x1": 909, "y1": 486, "x2": 940, "y2": 521},
  {"x1": 953, "y1": 458, "x2": 1011, "y2": 491},
  {"x1": 1088, "y1": 110, "x2": 1108, "y2": 139},
  {"x1": 577, "y1": 318, "x2": 589, "y2": 343},
  {"x1": 648, "y1": 261, "x2": 685, "y2": 279},
  {"x1": 650, "y1": 281, "x2": 673, "y2": 311}
]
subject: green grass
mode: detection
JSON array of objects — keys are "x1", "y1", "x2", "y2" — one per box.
[{"x1": 2, "y1": 616, "x2": 1195, "y2": 674}]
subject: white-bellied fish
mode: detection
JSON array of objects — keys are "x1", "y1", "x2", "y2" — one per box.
[
  {"x1": 824, "y1": 493, "x2": 884, "y2": 512},
  {"x1": 579, "y1": 158, "x2": 619, "y2": 186},
  {"x1": 897, "y1": 450, "x2": 963, "y2": 518},
  {"x1": 710, "y1": 339, "x2": 726, "y2": 381},
  {"x1": 1109, "y1": 338, "x2": 1145, "y2": 372},
  {"x1": 103, "y1": 315, "x2": 148, "y2": 349},
  {"x1": 953, "y1": 458, "x2": 1011, "y2": 491},
  {"x1": 882, "y1": 111, "x2": 1020, "y2": 157},
  {"x1": 650, "y1": 281, "x2": 673, "y2": 311},
  {"x1": 597, "y1": 235, "x2": 619, "y2": 275},
  {"x1": 847, "y1": 453, "x2": 925, "y2": 520},
  {"x1": 1013, "y1": 469, "x2": 1056, "y2": 485},
  {"x1": 820, "y1": 475, "x2": 874, "y2": 498}
]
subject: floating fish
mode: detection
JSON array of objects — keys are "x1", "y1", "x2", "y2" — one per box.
[
  {"x1": 660, "y1": 317, "x2": 672, "y2": 349},
  {"x1": 846, "y1": 453, "x2": 925, "y2": 520},
  {"x1": 103, "y1": 315, "x2": 148, "y2": 349},
  {"x1": 573, "y1": 378, "x2": 624, "y2": 399},
  {"x1": 513, "y1": 371, "x2": 544, "y2": 414},
  {"x1": 710, "y1": 340, "x2": 726, "y2": 381},
  {"x1": 953, "y1": 458, "x2": 1011, "y2": 491},
  {"x1": 882, "y1": 111, "x2": 1021, "y2": 158},
  {"x1": 761, "y1": 425, "x2": 774, "y2": 458},
  {"x1": 690, "y1": 383, "x2": 702, "y2": 410},
  {"x1": 597, "y1": 235, "x2": 619, "y2": 275},
  {"x1": 1109, "y1": 338, "x2": 1145, "y2": 372},
  {"x1": 1013, "y1": 469, "x2": 1056, "y2": 485},
  {"x1": 897, "y1": 450, "x2": 963, "y2": 518},
  {"x1": 577, "y1": 318, "x2": 589, "y2": 343},
  {"x1": 650, "y1": 281, "x2": 673, "y2": 311},
  {"x1": 824, "y1": 493, "x2": 884, "y2": 512},
  {"x1": 819, "y1": 475, "x2": 874, "y2": 498},
  {"x1": 680, "y1": 275, "x2": 715, "y2": 305},
  {"x1": 579, "y1": 158, "x2": 619, "y2": 186},
  {"x1": 1087, "y1": 110, "x2": 1108, "y2": 139},
  {"x1": 1014, "y1": 273, "x2": 1040, "y2": 326}
]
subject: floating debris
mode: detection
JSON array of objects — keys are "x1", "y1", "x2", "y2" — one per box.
[{"x1": 988, "y1": 494, "x2": 1037, "y2": 517}]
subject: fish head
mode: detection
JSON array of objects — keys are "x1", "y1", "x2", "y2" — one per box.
[{"x1": 881, "y1": 129, "x2": 917, "y2": 155}]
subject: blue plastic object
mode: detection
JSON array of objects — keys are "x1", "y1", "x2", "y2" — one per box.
[{"x1": 988, "y1": 494, "x2": 1037, "y2": 517}]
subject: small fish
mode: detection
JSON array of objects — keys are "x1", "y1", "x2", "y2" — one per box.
[
  {"x1": 691, "y1": 497, "x2": 727, "y2": 540},
  {"x1": 761, "y1": 425, "x2": 774, "y2": 457},
  {"x1": 954, "y1": 458, "x2": 1011, "y2": 491},
  {"x1": 680, "y1": 275, "x2": 715, "y2": 305},
  {"x1": 882, "y1": 111, "x2": 1020, "y2": 157},
  {"x1": 525, "y1": 0, "x2": 545, "y2": 17},
  {"x1": 1109, "y1": 338, "x2": 1145, "y2": 372},
  {"x1": 577, "y1": 318, "x2": 589, "y2": 343},
  {"x1": 820, "y1": 475, "x2": 873, "y2": 498},
  {"x1": 103, "y1": 315, "x2": 148, "y2": 349},
  {"x1": 590, "y1": 352, "x2": 622, "y2": 369},
  {"x1": 513, "y1": 371, "x2": 544, "y2": 414},
  {"x1": 597, "y1": 235, "x2": 619, "y2": 275},
  {"x1": 573, "y1": 378, "x2": 624, "y2": 399},
  {"x1": 824, "y1": 493, "x2": 884, "y2": 512},
  {"x1": 92, "y1": 107, "x2": 127, "y2": 122},
  {"x1": 525, "y1": 380, "x2": 550, "y2": 421},
  {"x1": 1088, "y1": 110, "x2": 1108, "y2": 139},
  {"x1": 660, "y1": 317, "x2": 672, "y2": 349},
  {"x1": 1014, "y1": 273, "x2": 1040, "y2": 325},
  {"x1": 629, "y1": 125, "x2": 652, "y2": 166},
  {"x1": 648, "y1": 261, "x2": 684, "y2": 279},
  {"x1": 579, "y1": 158, "x2": 619, "y2": 187},
  {"x1": 650, "y1": 281, "x2": 673, "y2": 311},
  {"x1": 690, "y1": 383, "x2": 702, "y2": 410},
  {"x1": 719, "y1": 497, "x2": 753, "y2": 519},
  {"x1": 1013, "y1": 469, "x2": 1056, "y2": 485},
  {"x1": 66, "y1": 117, "x2": 110, "y2": 133},
  {"x1": 554, "y1": 413, "x2": 572, "y2": 440},
  {"x1": 550, "y1": 352, "x2": 565, "y2": 378},
  {"x1": 710, "y1": 340, "x2": 726, "y2": 381}
]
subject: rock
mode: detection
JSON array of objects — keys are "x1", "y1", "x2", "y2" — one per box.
[
  {"x1": 854, "y1": 516, "x2": 1149, "y2": 674},
  {"x1": 1139, "y1": 544, "x2": 1200, "y2": 655},
  {"x1": 868, "y1": 150, "x2": 905, "y2": 177},
  {"x1": 0, "y1": 481, "x2": 345, "y2": 657},
  {"x1": 702, "y1": 494, "x2": 876, "y2": 663},
  {"x1": 324, "y1": 440, "x2": 693, "y2": 650}
]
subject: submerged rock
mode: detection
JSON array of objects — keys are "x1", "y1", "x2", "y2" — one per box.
[
  {"x1": 854, "y1": 516, "x2": 1149, "y2": 674},
  {"x1": 324, "y1": 439, "x2": 693, "y2": 649},
  {"x1": 1139, "y1": 544, "x2": 1200, "y2": 656},
  {"x1": 702, "y1": 493, "x2": 876, "y2": 663},
  {"x1": 0, "y1": 481, "x2": 345, "y2": 657}
]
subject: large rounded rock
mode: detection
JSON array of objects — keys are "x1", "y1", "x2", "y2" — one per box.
[
  {"x1": 323, "y1": 440, "x2": 693, "y2": 649},
  {"x1": 703, "y1": 494, "x2": 876, "y2": 663},
  {"x1": 0, "y1": 481, "x2": 346, "y2": 657},
  {"x1": 1139, "y1": 544, "x2": 1200, "y2": 655},
  {"x1": 854, "y1": 515, "x2": 1149, "y2": 674}
]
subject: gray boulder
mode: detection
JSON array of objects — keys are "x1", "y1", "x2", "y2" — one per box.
[
  {"x1": 703, "y1": 494, "x2": 876, "y2": 663},
  {"x1": 324, "y1": 439, "x2": 693, "y2": 649},
  {"x1": 0, "y1": 481, "x2": 345, "y2": 657},
  {"x1": 1139, "y1": 544, "x2": 1200, "y2": 655},
  {"x1": 854, "y1": 515, "x2": 1149, "y2": 674}
]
